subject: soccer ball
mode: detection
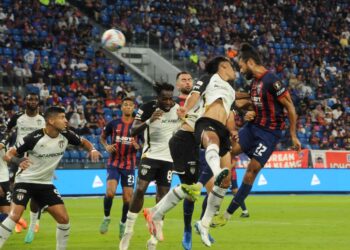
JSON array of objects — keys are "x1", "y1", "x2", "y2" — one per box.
[{"x1": 101, "y1": 29, "x2": 125, "y2": 51}]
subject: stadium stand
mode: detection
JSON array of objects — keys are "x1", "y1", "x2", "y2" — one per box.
[{"x1": 0, "y1": 0, "x2": 349, "y2": 164}]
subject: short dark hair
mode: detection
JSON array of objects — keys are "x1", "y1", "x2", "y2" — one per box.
[
  {"x1": 205, "y1": 56, "x2": 231, "y2": 74},
  {"x1": 176, "y1": 71, "x2": 190, "y2": 80},
  {"x1": 122, "y1": 97, "x2": 134, "y2": 103},
  {"x1": 153, "y1": 82, "x2": 174, "y2": 96},
  {"x1": 44, "y1": 106, "x2": 65, "y2": 120},
  {"x1": 238, "y1": 43, "x2": 262, "y2": 65}
]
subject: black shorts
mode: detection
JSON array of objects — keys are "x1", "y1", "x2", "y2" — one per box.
[
  {"x1": 138, "y1": 158, "x2": 173, "y2": 187},
  {"x1": 0, "y1": 181, "x2": 11, "y2": 206},
  {"x1": 12, "y1": 183, "x2": 64, "y2": 208},
  {"x1": 194, "y1": 117, "x2": 231, "y2": 156},
  {"x1": 169, "y1": 130, "x2": 199, "y2": 185}
]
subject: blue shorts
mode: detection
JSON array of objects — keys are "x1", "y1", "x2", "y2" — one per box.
[
  {"x1": 198, "y1": 149, "x2": 213, "y2": 186},
  {"x1": 230, "y1": 179, "x2": 238, "y2": 190},
  {"x1": 239, "y1": 123, "x2": 282, "y2": 167},
  {"x1": 107, "y1": 168, "x2": 135, "y2": 188}
]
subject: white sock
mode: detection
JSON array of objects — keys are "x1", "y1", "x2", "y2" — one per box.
[
  {"x1": 29, "y1": 212, "x2": 39, "y2": 232},
  {"x1": 148, "y1": 235, "x2": 158, "y2": 245},
  {"x1": 205, "y1": 144, "x2": 221, "y2": 176},
  {"x1": 152, "y1": 186, "x2": 185, "y2": 221},
  {"x1": 201, "y1": 186, "x2": 227, "y2": 227},
  {"x1": 0, "y1": 218, "x2": 16, "y2": 248},
  {"x1": 56, "y1": 223, "x2": 70, "y2": 250},
  {"x1": 104, "y1": 216, "x2": 110, "y2": 220},
  {"x1": 124, "y1": 211, "x2": 138, "y2": 234}
]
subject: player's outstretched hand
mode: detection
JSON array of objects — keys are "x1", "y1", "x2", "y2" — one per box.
[
  {"x1": 150, "y1": 109, "x2": 163, "y2": 122},
  {"x1": 19, "y1": 157, "x2": 32, "y2": 170},
  {"x1": 89, "y1": 149, "x2": 102, "y2": 162},
  {"x1": 291, "y1": 136, "x2": 301, "y2": 152}
]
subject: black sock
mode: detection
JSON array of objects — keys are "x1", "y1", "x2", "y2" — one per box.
[
  {"x1": 103, "y1": 196, "x2": 113, "y2": 217},
  {"x1": 227, "y1": 183, "x2": 252, "y2": 214},
  {"x1": 121, "y1": 203, "x2": 129, "y2": 223},
  {"x1": 200, "y1": 195, "x2": 208, "y2": 219},
  {"x1": 183, "y1": 199, "x2": 194, "y2": 232}
]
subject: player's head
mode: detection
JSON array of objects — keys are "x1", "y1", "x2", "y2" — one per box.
[
  {"x1": 153, "y1": 82, "x2": 175, "y2": 112},
  {"x1": 25, "y1": 92, "x2": 40, "y2": 112},
  {"x1": 205, "y1": 56, "x2": 236, "y2": 81},
  {"x1": 121, "y1": 97, "x2": 135, "y2": 117},
  {"x1": 44, "y1": 106, "x2": 68, "y2": 131},
  {"x1": 176, "y1": 71, "x2": 193, "y2": 96},
  {"x1": 238, "y1": 43, "x2": 262, "y2": 80}
]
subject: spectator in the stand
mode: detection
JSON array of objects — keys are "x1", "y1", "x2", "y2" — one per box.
[
  {"x1": 40, "y1": 85, "x2": 50, "y2": 104},
  {"x1": 332, "y1": 106, "x2": 343, "y2": 120}
]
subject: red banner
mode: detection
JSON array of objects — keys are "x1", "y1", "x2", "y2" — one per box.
[
  {"x1": 235, "y1": 149, "x2": 309, "y2": 168},
  {"x1": 325, "y1": 151, "x2": 350, "y2": 168}
]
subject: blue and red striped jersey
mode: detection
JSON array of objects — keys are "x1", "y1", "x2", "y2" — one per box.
[
  {"x1": 250, "y1": 71, "x2": 288, "y2": 131},
  {"x1": 104, "y1": 118, "x2": 138, "y2": 169}
]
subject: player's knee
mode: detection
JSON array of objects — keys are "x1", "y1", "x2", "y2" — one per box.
[
  {"x1": 56, "y1": 214, "x2": 69, "y2": 224},
  {"x1": 9, "y1": 212, "x2": 21, "y2": 223},
  {"x1": 106, "y1": 190, "x2": 115, "y2": 198}
]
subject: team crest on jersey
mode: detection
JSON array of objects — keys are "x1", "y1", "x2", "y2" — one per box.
[
  {"x1": 58, "y1": 140, "x2": 65, "y2": 148},
  {"x1": 256, "y1": 83, "x2": 262, "y2": 95},
  {"x1": 190, "y1": 166, "x2": 196, "y2": 175},
  {"x1": 37, "y1": 119, "x2": 42, "y2": 126},
  {"x1": 17, "y1": 193, "x2": 24, "y2": 201},
  {"x1": 140, "y1": 164, "x2": 151, "y2": 176},
  {"x1": 273, "y1": 81, "x2": 282, "y2": 90}
]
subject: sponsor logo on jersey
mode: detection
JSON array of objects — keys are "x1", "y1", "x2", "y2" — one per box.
[{"x1": 36, "y1": 152, "x2": 64, "y2": 158}]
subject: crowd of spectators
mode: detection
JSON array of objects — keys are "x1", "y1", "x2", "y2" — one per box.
[
  {"x1": 0, "y1": 0, "x2": 140, "y2": 142},
  {"x1": 80, "y1": 0, "x2": 350, "y2": 150},
  {"x1": 0, "y1": 0, "x2": 349, "y2": 155}
]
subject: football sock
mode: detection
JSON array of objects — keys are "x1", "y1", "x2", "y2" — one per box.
[
  {"x1": 152, "y1": 186, "x2": 185, "y2": 221},
  {"x1": 0, "y1": 213, "x2": 8, "y2": 222},
  {"x1": 56, "y1": 223, "x2": 70, "y2": 250},
  {"x1": 200, "y1": 195, "x2": 208, "y2": 219},
  {"x1": 205, "y1": 144, "x2": 221, "y2": 176},
  {"x1": 124, "y1": 211, "x2": 138, "y2": 234},
  {"x1": 0, "y1": 217, "x2": 16, "y2": 248},
  {"x1": 103, "y1": 196, "x2": 113, "y2": 217},
  {"x1": 227, "y1": 183, "x2": 252, "y2": 215},
  {"x1": 202, "y1": 186, "x2": 227, "y2": 227},
  {"x1": 121, "y1": 203, "x2": 129, "y2": 223},
  {"x1": 29, "y1": 211, "x2": 38, "y2": 232},
  {"x1": 183, "y1": 199, "x2": 194, "y2": 232},
  {"x1": 240, "y1": 200, "x2": 247, "y2": 211}
]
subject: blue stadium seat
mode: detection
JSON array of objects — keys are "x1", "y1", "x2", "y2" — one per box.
[
  {"x1": 102, "y1": 150, "x2": 110, "y2": 159},
  {"x1": 69, "y1": 150, "x2": 80, "y2": 161},
  {"x1": 94, "y1": 128, "x2": 102, "y2": 135}
]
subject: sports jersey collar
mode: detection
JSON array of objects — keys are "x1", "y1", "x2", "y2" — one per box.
[{"x1": 255, "y1": 70, "x2": 269, "y2": 80}]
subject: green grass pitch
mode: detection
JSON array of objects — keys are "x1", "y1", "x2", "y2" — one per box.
[{"x1": 3, "y1": 195, "x2": 350, "y2": 250}]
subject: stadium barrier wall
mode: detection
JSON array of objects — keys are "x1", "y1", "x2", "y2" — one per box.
[{"x1": 53, "y1": 168, "x2": 350, "y2": 196}]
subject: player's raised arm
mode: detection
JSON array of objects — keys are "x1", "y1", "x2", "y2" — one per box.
[{"x1": 277, "y1": 92, "x2": 301, "y2": 151}]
